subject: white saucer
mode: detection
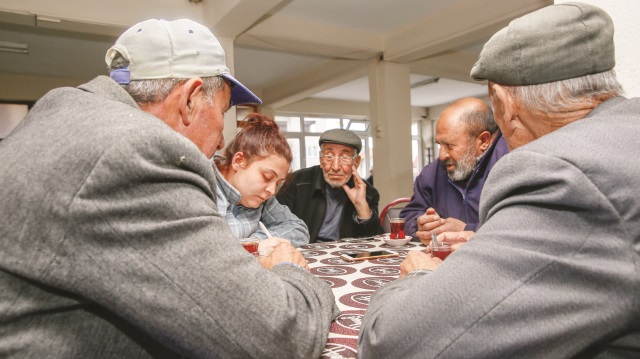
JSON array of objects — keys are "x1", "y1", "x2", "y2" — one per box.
[{"x1": 380, "y1": 235, "x2": 412, "y2": 246}]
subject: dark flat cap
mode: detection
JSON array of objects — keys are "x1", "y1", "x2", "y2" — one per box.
[
  {"x1": 471, "y1": 2, "x2": 615, "y2": 86},
  {"x1": 319, "y1": 129, "x2": 362, "y2": 154}
]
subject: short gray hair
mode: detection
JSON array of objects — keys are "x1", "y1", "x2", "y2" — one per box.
[
  {"x1": 108, "y1": 52, "x2": 227, "y2": 105},
  {"x1": 503, "y1": 69, "x2": 624, "y2": 114}
]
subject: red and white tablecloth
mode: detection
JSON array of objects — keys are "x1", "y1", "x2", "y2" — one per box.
[{"x1": 299, "y1": 238, "x2": 426, "y2": 358}]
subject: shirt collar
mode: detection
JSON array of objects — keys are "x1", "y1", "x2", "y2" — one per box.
[{"x1": 213, "y1": 164, "x2": 243, "y2": 206}]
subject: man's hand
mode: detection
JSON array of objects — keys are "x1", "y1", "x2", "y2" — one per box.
[
  {"x1": 415, "y1": 207, "x2": 466, "y2": 246},
  {"x1": 342, "y1": 165, "x2": 372, "y2": 220},
  {"x1": 425, "y1": 231, "x2": 475, "y2": 253},
  {"x1": 257, "y1": 242, "x2": 309, "y2": 271},
  {"x1": 399, "y1": 250, "x2": 442, "y2": 278},
  {"x1": 258, "y1": 237, "x2": 290, "y2": 253}
]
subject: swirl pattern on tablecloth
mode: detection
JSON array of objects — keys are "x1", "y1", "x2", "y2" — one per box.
[
  {"x1": 300, "y1": 243, "x2": 337, "y2": 250},
  {"x1": 351, "y1": 276, "x2": 396, "y2": 290},
  {"x1": 339, "y1": 290, "x2": 374, "y2": 309},
  {"x1": 340, "y1": 243, "x2": 376, "y2": 250},
  {"x1": 370, "y1": 256, "x2": 404, "y2": 265},
  {"x1": 321, "y1": 338, "x2": 358, "y2": 359},
  {"x1": 320, "y1": 257, "x2": 354, "y2": 266},
  {"x1": 300, "y1": 250, "x2": 327, "y2": 258},
  {"x1": 360, "y1": 266, "x2": 401, "y2": 277},
  {"x1": 330, "y1": 310, "x2": 365, "y2": 336},
  {"x1": 319, "y1": 276, "x2": 348, "y2": 289},
  {"x1": 311, "y1": 265, "x2": 357, "y2": 277}
]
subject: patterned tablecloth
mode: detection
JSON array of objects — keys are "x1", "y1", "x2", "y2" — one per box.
[{"x1": 299, "y1": 238, "x2": 426, "y2": 359}]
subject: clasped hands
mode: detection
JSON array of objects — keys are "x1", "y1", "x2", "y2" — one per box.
[{"x1": 415, "y1": 207, "x2": 467, "y2": 244}]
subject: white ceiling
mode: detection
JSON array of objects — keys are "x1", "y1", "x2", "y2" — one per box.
[{"x1": 0, "y1": 0, "x2": 552, "y2": 109}]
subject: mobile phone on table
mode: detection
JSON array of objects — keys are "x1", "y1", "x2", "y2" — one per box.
[{"x1": 340, "y1": 250, "x2": 399, "y2": 262}]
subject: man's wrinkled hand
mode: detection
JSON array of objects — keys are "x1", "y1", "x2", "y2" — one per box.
[
  {"x1": 399, "y1": 250, "x2": 442, "y2": 278},
  {"x1": 258, "y1": 242, "x2": 309, "y2": 271}
]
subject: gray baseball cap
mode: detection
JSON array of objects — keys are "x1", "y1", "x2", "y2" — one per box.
[
  {"x1": 106, "y1": 19, "x2": 261, "y2": 106},
  {"x1": 470, "y1": 2, "x2": 615, "y2": 86},
  {"x1": 319, "y1": 129, "x2": 362, "y2": 154}
]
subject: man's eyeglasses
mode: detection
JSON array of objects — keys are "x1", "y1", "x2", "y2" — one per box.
[{"x1": 320, "y1": 153, "x2": 357, "y2": 165}]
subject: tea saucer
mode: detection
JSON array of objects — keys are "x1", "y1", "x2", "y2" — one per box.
[{"x1": 381, "y1": 235, "x2": 412, "y2": 246}]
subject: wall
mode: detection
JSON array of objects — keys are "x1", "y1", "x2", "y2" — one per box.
[{"x1": 556, "y1": 0, "x2": 640, "y2": 97}]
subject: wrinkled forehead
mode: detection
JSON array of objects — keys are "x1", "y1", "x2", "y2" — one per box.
[
  {"x1": 436, "y1": 114, "x2": 471, "y2": 140},
  {"x1": 321, "y1": 143, "x2": 357, "y2": 155}
]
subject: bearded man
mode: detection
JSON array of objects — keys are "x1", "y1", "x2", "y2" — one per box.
[
  {"x1": 277, "y1": 129, "x2": 383, "y2": 243},
  {"x1": 400, "y1": 97, "x2": 508, "y2": 244}
]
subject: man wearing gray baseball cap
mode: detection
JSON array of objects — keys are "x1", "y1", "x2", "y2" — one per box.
[
  {"x1": 360, "y1": 3, "x2": 640, "y2": 358},
  {"x1": 0, "y1": 19, "x2": 338, "y2": 358}
]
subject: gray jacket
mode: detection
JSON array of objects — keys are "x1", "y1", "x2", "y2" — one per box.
[
  {"x1": 359, "y1": 96, "x2": 640, "y2": 358},
  {"x1": 0, "y1": 76, "x2": 339, "y2": 358}
]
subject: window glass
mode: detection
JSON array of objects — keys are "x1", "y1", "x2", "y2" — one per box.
[
  {"x1": 275, "y1": 115, "x2": 374, "y2": 176},
  {"x1": 304, "y1": 117, "x2": 341, "y2": 133},
  {"x1": 345, "y1": 119, "x2": 370, "y2": 132},
  {"x1": 357, "y1": 138, "x2": 367, "y2": 178},
  {"x1": 287, "y1": 138, "x2": 301, "y2": 171},
  {"x1": 275, "y1": 116, "x2": 301, "y2": 132},
  {"x1": 412, "y1": 139, "x2": 421, "y2": 179},
  {"x1": 305, "y1": 135, "x2": 321, "y2": 167},
  {"x1": 411, "y1": 122, "x2": 419, "y2": 136}
]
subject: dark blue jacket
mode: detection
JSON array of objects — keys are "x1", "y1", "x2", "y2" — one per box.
[{"x1": 400, "y1": 132, "x2": 509, "y2": 237}]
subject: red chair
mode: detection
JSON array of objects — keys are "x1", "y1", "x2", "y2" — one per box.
[{"x1": 379, "y1": 197, "x2": 411, "y2": 233}]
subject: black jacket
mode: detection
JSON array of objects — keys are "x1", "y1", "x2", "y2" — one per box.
[{"x1": 276, "y1": 166, "x2": 383, "y2": 243}]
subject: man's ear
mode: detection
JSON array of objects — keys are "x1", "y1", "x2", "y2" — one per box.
[
  {"x1": 354, "y1": 154, "x2": 361, "y2": 168},
  {"x1": 178, "y1": 77, "x2": 204, "y2": 126},
  {"x1": 476, "y1": 130, "x2": 492, "y2": 152},
  {"x1": 490, "y1": 83, "x2": 517, "y2": 128}
]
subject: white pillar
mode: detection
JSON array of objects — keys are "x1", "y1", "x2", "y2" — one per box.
[
  {"x1": 555, "y1": 0, "x2": 640, "y2": 97},
  {"x1": 368, "y1": 60, "x2": 414, "y2": 207},
  {"x1": 218, "y1": 37, "x2": 239, "y2": 148}
]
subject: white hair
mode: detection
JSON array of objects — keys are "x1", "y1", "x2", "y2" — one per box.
[{"x1": 503, "y1": 69, "x2": 624, "y2": 114}]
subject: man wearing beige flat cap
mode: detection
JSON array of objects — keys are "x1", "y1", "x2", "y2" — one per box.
[
  {"x1": 0, "y1": 19, "x2": 338, "y2": 358},
  {"x1": 360, "y1": 3, "x2": 640, "y2": 358},
  {"x1": 278, "y1": 129, "x2": 384, "y2": 243}
]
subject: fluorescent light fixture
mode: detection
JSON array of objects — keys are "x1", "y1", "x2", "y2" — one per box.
[
  {"x1": 411, "y1": 77, "x2": 440, "y2": 89},
  {"x1": 0, "y1": 41, "x2": 29, "y2": 54}
]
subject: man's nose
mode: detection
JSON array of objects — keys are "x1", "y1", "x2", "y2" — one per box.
[
  {"x1": 439, "y1": 148, "x2": 449, "y2": 161},
  {"x1": 331, "y1": 158, "x2": 341, "y2": 171}
]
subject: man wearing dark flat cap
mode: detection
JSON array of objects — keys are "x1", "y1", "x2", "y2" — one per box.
[
  {"x1": 360, "y1": 3, "x2": 640, "y2": 358},
  {"x1": 277, "y1": 129, "x2": 383, "y2": 243}
]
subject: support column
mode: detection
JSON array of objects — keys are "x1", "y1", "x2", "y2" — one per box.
[
  {"x1": 218, "y1": 37, "x2": 238, "y2": 148},
  {"x1": 368, "y1": 60, "x2": 414, "y2": 208}
]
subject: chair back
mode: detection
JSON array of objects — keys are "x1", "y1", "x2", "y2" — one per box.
[{"x1": 380, "y1": 197, "x2": 411, "y2": 233}]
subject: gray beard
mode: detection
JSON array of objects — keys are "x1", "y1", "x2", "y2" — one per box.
[
  {"x1": 447, "y1": 146, "x2": 480, "y2": 182},
  {"x1": 323, "y1": 169, "x2": 350, "y2": 188}
]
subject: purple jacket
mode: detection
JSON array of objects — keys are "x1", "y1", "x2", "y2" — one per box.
[{"x1": 400, "y1": 132, "x2": 509, "y2": 237}]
